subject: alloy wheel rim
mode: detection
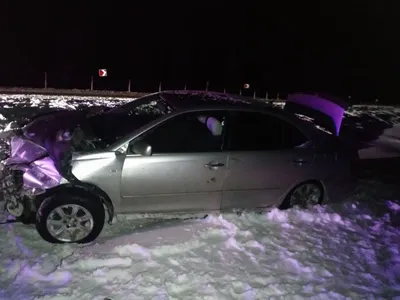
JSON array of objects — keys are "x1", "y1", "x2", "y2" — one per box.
[
  {"x1": 289, "y1": 183, "x2": 322, "y2": 208},
  {"x1": 46, "y1": 204, "x2": 94, "y2": 242}
]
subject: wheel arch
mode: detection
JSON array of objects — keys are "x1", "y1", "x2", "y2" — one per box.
[
  {"x1": 35, "y1": 182, "x2": 114, "y2": 225},
  {"x1": 279, "y1": 179, "x2": 326, "y2": 209}
]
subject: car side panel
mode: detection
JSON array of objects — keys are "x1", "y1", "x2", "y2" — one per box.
[
  {"x1": 221, "y1": 148, "x2": 320, "y2": 209},
  {"x1": 70, "y1": 152, "x2": 125, "y2": 213},
  {"x1": 120, "y1": 152, "x2": 228, "y2": 213}
]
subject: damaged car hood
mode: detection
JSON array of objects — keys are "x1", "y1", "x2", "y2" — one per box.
[
  {"x1": 0, "y1": 105, "x2": 161, "y2": 175},
  {"x1": 0, "y1": 109, "x2": 102, "y2": 176}
]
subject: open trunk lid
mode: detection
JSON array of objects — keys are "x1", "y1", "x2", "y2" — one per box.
[{"x1": 284, "y1": 93, "x2": 348, "y2": 136}]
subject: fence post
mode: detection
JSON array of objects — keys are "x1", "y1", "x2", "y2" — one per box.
[
  {"x1": 239, "y1": 88, "x2": 242, "y2": 96},
  {"x1": 205, "y1": 81, "x2": 209, "y2": 91},
  {"x1": 158, "y1": 81, "x2": 162, "y2": 92},
  {"x1": 128, "y1": 79, "x2": 131, "y2": 92},
  {"x1": 265, "y1": 91, "x2": 269, "y2": 100},
  {"x1": 184, "y1": 83, "x2": 187, "y2": 90},
  {"x1": 223, "y1": 88, "x2": 226, "y2": 93},
  {"x1": 44, "y1": 72, "x2": 47, "y2": 89},
  {"x1": 253, "y1": 89, "x2": 256, "y2": 99},
  {"x1": 90, "y1": 76, "x2": 93, "y2": 90},
  {"x1": 277, "y1": 92, "x2": 280, "y2": 101}
]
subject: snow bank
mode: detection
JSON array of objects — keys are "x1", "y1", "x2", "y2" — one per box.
[{"x1": 0, "y1": 201, "x2": 399, "y2": 299}]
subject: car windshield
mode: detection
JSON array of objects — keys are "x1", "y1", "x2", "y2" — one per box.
[
  {"x1": 78, "y1": 93, "x2": 175, "y2": 149},
  {"x1": 105, "y1": 93, "x2": 173, "y2": 115}
]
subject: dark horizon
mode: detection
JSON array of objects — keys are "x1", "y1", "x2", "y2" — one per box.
[{"x1": 1, "y1": 2, "x2": 399, "y2": 102}]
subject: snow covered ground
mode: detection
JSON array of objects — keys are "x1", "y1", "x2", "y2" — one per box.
[{"x1": 0, "y1": 94, "x2": 399, "y2": 300}]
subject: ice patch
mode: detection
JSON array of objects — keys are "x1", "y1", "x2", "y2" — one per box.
[
  {"x1": 113, "y1": 244, "x2": 151, "y2": 259},
  {"x1": 18, "y1": 266, "x2": 72, "y2": 286},
  {"x1": 65, "y1": 257, "x2": 133, "y2": 270}
]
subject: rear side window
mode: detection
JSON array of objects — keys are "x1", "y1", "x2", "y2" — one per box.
[
  {"x1": 281, "y1": 119, "x2": 309, "y2": 148},
  {"x1": 227, "y1": 111, "x2": 308, "y2": 151}
]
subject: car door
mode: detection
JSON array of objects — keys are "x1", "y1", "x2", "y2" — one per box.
[
  {"x1": 221, "y1": 110, "x2": 317, "y2": 210},
  {"x1": 120, "y1": 110, "x2": 229, "y2": 213}
]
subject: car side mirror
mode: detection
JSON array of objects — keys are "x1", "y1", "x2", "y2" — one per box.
[{"x1": 130, "y1": 140, "x2": 152, "y2": 156}]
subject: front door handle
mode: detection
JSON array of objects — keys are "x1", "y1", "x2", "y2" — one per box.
[{"x1": 205, "y1": 162, "x2": 225, "y2": 168}]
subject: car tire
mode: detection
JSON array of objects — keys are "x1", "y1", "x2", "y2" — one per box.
[
  {"x1": 279, "y1": 180, "x2": 324, "y2": 210},
  {"x1": 35, "y1": 192, "x2": 105, "y2": 244}
]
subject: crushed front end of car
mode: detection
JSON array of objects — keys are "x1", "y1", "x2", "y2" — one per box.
[
  {"x1": 0, "y1": 108, "x2": 95, "y2": 219},
  {"x1": 0, "y1": 124, "x2": 67, "y2": 219},
  {"x1": 0, "y1": 105, "x2": 115, "y2": 222}
]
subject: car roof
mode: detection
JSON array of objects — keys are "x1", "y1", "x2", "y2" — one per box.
[
  {"x1": 160, "y1": 89, "x2": 305, "y2": 123},
  {"x1": 161, "y1": 90, "x2": 269, "y2": 109},
  {"x1": 161, "y1": 90, "x2": 336, "y2": 138}
]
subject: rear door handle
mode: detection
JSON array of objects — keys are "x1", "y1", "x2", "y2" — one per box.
[
  {"x1": 292, "y1": 158, "x2": 308, "y2": 166},
  {"x1": 205, "y1": 162, "x2": 225, "y2": 168}
]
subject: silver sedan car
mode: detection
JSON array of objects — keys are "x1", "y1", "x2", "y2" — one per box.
[{"x1": 0, "y1": 91, "x2": 358, "y2": 243}]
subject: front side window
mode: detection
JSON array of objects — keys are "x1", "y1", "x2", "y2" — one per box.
[
  {"x1": 228, "y1": 111, "x2": 308, "y2": 151},
  {"x1": 132, "y1": 111, "x2": 227, "y2": 154}
]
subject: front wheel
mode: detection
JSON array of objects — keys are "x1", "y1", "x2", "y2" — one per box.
[
  {"x1": 35, "y1": 193, "x2": 105, "y2": 244},
  {"x1": 279, "y1": 181, "x2": 324, "y2": 210}
]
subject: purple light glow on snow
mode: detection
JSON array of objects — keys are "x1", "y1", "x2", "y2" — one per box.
[{"x1": 287, "y1": 93, "x2": 346, "y2": 135}]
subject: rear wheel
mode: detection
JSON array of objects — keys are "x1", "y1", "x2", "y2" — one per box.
[
  {"x1": 35, "y1": 193, "x2": 105, "y2": 244},
  {"x1": 279, "y1": 181, "x2": 324, "y2": 210}
]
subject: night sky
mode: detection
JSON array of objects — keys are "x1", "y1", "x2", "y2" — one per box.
[{"x1": 1, "y1": 2, "x2": 399, "y2": 102}]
